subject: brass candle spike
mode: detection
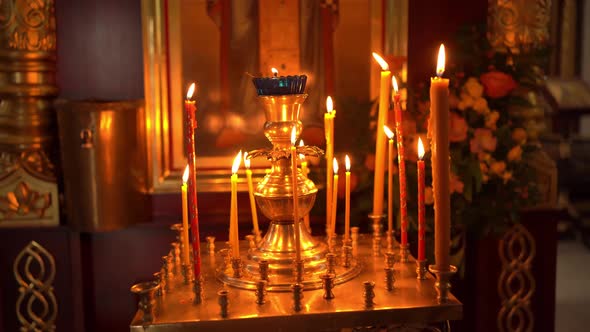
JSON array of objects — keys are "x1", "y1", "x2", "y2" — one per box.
[
  {"x1": 363, "y1": 281, "x2": 376, "y2": 308},
  {"x1": 384, "y1": 267, "x2": 395, "y2": 291},
  {"x1": 428, "y1": 265, "x2": 457, "y2": 303},
  {"x1": 385, "y1": 251, "x2": 396, "y2": 269},
  {"x1": 193, "y1": 277, "x2": 203, "y2": 304},
  {"x1": 206, "y1": 236, "x2": 216, "y2": 254},
  {"x1": 171, "y1": 243, "x2": 180, "y2": 274},
  {"x1": 245, "y1": 234, "x2": 257, "y2": 250},
  {"x1": 321, "y1": 274, "x2": 335, "y2": 300},
  {"x1": 181, "y1": 264, "x2": 191, "y2": 285},
  {"x1": 326, "y1": 253, "x2": 336, "y2": 275},
  {"x1": 131, "y1": 281, "x2": 160, "y2": 324},
  {"x1": 255, "y1": 280, "x2": 267, "y2": 305},
  {"x1": 291, "y1": 283, "x2": 304, "y2": 312},
  {"x1": 161, "y1": 256, "x2": 171, "y2": 282},
  {"x1": 153, "y1": 271, "x2": 165, "y2": 297},
  {"x1": 386, "y1": 230, "x2": 395, "y2": 251},
  {"x1": 399, "y1": 244, "x2": 410, "y2": 263},
  {"x1": 218, "y1": 290, "x2": 229, "y2": 318},
  {"x1": 258, "y1": 260, "x2": 269, "y2": 281},
  {"x1": 342, "y1": 245, "x2": 353, "y2": 268},
  {"x1": 231, "y1": 258, "x2": 243, "y2": 279},
  {"x1": 416, "y1": 260, "x2": 428, "y2": 280}
]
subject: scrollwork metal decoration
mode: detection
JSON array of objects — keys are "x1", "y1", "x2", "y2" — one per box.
[
  {"x1": 497, "y1": 223, "x2": 536, "y2": 332},
  {"x1": 13, "y1": 241, "x2": 58, "y2": 332}
]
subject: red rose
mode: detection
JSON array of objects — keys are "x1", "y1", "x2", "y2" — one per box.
[{"x1": 479, "y1": 71, "x2": 517, "y2": 98}]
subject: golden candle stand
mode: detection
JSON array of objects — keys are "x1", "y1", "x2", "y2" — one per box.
[{"x1": 130, "y1": 235, "x2": 461, "y2": 331}]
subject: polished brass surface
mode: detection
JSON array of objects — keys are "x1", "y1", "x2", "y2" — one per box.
[
  {"x1": 0, "y1": 0, "x2": 59, "y2": 227},
  {"x1": 497, "y1": 224, "x2": 536, "y2": 332},
  {"x1": 57, "y1": 100, "x2": 146, "y2": 231},
  {"x1": 14, "y1": 241, "x2": 57, "y2": 331},
  {"x1": 130, "y1": 236, "x2": 461, "y2": 331}
]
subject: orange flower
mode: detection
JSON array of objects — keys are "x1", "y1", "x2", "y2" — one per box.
[
  {"x1": 470, "y1": 128, "x2": 497, "y2": 154},
  {"x1": 480, "y1": 71, "x2": 517, "y2": 98},
  {"x1": 449, "y1": 113, "x2": 468, "y2": 142},
  {"x1": 512, "y1": 128, "x2": 527, "y2": 145}
]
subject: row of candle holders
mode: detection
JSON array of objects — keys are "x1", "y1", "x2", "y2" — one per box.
[{"x1": 131, "y1": 220, "x2": 451, "y2": 324}]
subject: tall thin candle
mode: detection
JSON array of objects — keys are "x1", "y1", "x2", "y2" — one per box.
[
  {"x1": 344, "y1": 155, "x2": 351, "y2": 242},
  {"x1": 290, "y1": 127, "x2": 302, "y2": 262},
  {"x1": 324, "y1": 97, "x2": 335, "y2": 236},
  {"x1": 230, "y1": 151, "x2": 242, "y2": 258},
  {"x1": 181, "y1": 166, "x2": 190, "y2": 266},
  {"x1": 392, "y1": 76, "x2": 408, "y2": 246},
  {"x1": 417, "y1": 138, "x2": 426, "y2": 261},
  {"x1": 331, "y1": 158, "x2": 339, "y2": 238},
  {"x1": 371, "y1": 53, "x2": 391, "y2": 217},
  {"x1": 430, "y1": 44, "x2": 451, "y2": 269},
  {"x1": 184, "y1": 83, "x2": 201, "y2": 279},
  {"x1": 383, "y1": 125, "x2": 395, "y2": 238},
  {"x1": 243, "y1": 152, "x2": 261, "y2": 241}
]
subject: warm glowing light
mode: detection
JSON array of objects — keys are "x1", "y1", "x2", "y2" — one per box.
[
  {"x1": 392, "y1": 76, "x2": 399, "y2": 93},
  {"x1": 326, "y1": 96, "x2": 334, "y2": 113},
  {"x1": 232, "y1": 151, "x2": 242, "y2": 174},
  {"x1": 383, "y1": 125, "x2": 395, "y2": 140},
  {"x1": 291, "y1": 126, "x2": 297, "y2": 145},
  {"x1": 333, "y1": 158, "x2": 339, "y2": 173},
  {"x1": 244, "y1": 151, "x2": 250, "y2": 169},
  {"x1": 271, "y1": 67, "x2": 279, "y2": 77},
  {"x1": 436, "y1": 44, "x2": 445, "y2": 77},
  {"x1": 372, "y1": 52, "x2": 389, "y2": 71},
  {"x1": 299, "y1": 140, "x2": 305, "y2": 160},
  {"x1": 186, "y1": 83, "x2": 196, "y2": 100},
  {"x1": 418, "y1": 137, "x2": 425, "y2": 159},
  {"x1": 182, "y1": 165, "x2": 189, "y2": 183},
  {"x1": 345, "y1": 155, "x2": 351, "y2": 172}
]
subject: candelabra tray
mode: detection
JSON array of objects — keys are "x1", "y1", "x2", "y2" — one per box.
[{"x1": 130, "y1": 235, "x2": 461, "y2": 331}]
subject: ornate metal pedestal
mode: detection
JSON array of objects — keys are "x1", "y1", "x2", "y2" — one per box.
[{"x1": 130, "y1": 236, "x2": 462, "y2": 331}]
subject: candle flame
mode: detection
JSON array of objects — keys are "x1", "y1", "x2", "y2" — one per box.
[
  {"x1": 383, "y1": 125, "x2": 394, "y2": 140},
  {"x1": 372, "y1": 52, "x2": 389, "y2": 71},
  {"x1": 418, "y1": 137, "x2": 425, "y2": 159},
  {"x1": 271, "y1": 67, "x2": 279, "y2": 77},
  {"x1": 291, "y1": 126, "x2": 297, "y2": 145},
  {"x1": 345, "y1": 155, "x2": 351, "y2": 171},
  {"x1": 326, "y1": 96, "x2": 334, "y2": 113},
  {"x1": 436, "y1": 44, "x2": 445, "y2": 77},
  {"x1": 232, "y1": 151, "x2": 242, "y2": 174},
  {"x1": 392, "y1": 76, "x2": 399, "y2": 93},
  {"x1": 186, "y1": 83, "x2": 196, "y2": 100},
  {"x1": 182, "y1": 165, "x2": 189, "y2": 183},
  {"x1": 333, "y1": 157, "x2": 339, "y2": 174},
  {"x1": 243, "y1": 151, "x2": 250, "y2": 169}
]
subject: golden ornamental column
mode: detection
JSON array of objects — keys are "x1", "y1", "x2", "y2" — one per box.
[{"x1": 0, "y1": 0, "x2": 59, "y2": 226}]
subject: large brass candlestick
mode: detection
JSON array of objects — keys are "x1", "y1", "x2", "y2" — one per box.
[{"x1": 217, "y1": 94, "x2": 361, "y2": 291}]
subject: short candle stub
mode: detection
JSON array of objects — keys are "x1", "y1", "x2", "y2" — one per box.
[
  {"x1": 363, "y1": 281, "x2": 376, "y2": 308},
  {"x1": 292, "y1": 283, "x2": 304, "y2": 312},
  {"x1": 385, "y1": 268, "x2": 395, "y2": 291},
  {"x1": 218, "y1": 290, "x2": 229, "y2": 318},
  {"x1": 321, "y1": 274, "x2": 335, "y2": 300},
  {"x1": 416, "y1": 260, "x2": 428, "y2": 280}
]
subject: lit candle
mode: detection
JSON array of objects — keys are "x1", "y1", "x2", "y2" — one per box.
[
  {"x1": 371, "y1": 53, "x2": 391, "y2": 217},
  {"x1": 299, "y1": 140, "x2": 311, "y2": 232},
  {"x1": 230, "y1": 151, "x2": 242, "y2": 258},
  {"x1": 290, "y1": 127, "x2": 302, "y2": 262},
  {"x1": 344, "y1": 155, "x2": 351, "y2": 242},
  {"x1": 181, "y1": 166, "x2": 190, "y2": 266},
  {"x1": 324, "y1": 97, "x2": 335, "y2": 237},
  {"x1": 392, "y1": 76, "x2": 408, "y2": 247},
  {"x1": 330, "y1": 158, "x2": 339, "y2": 238},
  {"x1": 417, "y1": 138, "x2": 426, "y2": 261},
  {"x1": 383, "y1": 125, "x2": 395, "y2": 238},
  {"x1": 243, "y1": 152, "x2": 261, "y2": 241},
  {"x1": 430, "y1": 44, "x2": 451, "y2": 269},
  {"x1": 272, "y1": 67, "x2": 279, "y2": 78},
  {"x1": 184, "y1": 83, "x2": 201, "y2": 279}
]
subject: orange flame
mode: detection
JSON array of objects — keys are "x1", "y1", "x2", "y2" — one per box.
[
  {"x1": 436, "y1": 44, "x2": 445, "y2": 77},
  {"x1": 271, "y1": 67, "x2": 279, "y2": 77},
  {"x1": 392, "y1": 76, "x2": 399, "y2": 93},
  {"x1": 182, "y1": 165, "x2": 189, "y2": 183},
  {"x1": 418, "y1": 137, "x2": 425, "y2": 159},
  {"x1": 383, "y1": 125, "x2": 395, "y2": 140},
  {"x1": 186, "y1": 83, "x2": 196, "y2": 100},
  {"x1": 326, "y1": 96, "x2": 334, "y2": 113},
  {"x1": 243, "y1": 151, "x2": 250, "y2": 169},
  {"x1": 345, "y1": 155, "x2": 351, "y2": 172},
  {"x1": 333, "y1": 158, "x2": 339, "y2": 173},
  {"x1": 372, "y1": 52, "x2": 389, "y2": 71},
  {"x1": 232, "y1": 151, "x2": 242, "y2": 174}
]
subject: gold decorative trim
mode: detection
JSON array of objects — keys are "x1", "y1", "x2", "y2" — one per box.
[
  {"x1": 14, "y1": 241, "x2": 57, "y2": 332},
  {"x1": 497, "y1": 224, "x2": 536, "y2": 332}
]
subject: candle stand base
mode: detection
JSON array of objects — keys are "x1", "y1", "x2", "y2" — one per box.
[
  {"x1": 399, "y1": 244, "x2": 410, "y2": 263},
  {"x1": 130, "y1": 281, "x2": 160, "y2": 324},
  {"x1": 416, "y1": 260, "x2": 428, "y2": 280},
  {"x1": 428, "y1": 265, "x2": 457, "y2": 303},
  {"x1": 368, "y1": 214, "x2": 385, "y2": 237},
  {"x1": 193, "y1": 277, "x2": 203, "y2": 304}
]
